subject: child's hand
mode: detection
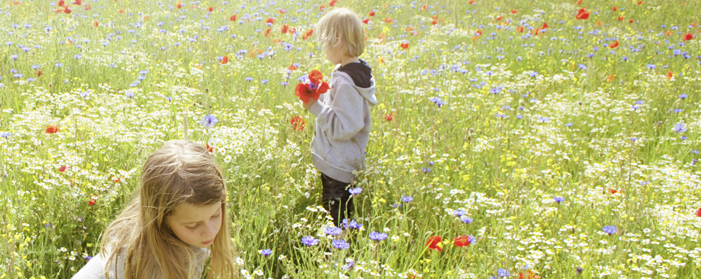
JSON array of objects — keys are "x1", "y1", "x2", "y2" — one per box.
[{"x1": 302, "y1": 99, "x2": 314, "y2": 110}]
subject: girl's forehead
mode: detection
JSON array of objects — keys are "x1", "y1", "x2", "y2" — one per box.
[{"x1": 171, "y1": 202, "x2": 221, "y2": 221}]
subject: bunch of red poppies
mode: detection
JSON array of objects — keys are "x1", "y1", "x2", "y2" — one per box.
[{"x1": 294, "y1": 70, "x2": 329, "y2": 103}]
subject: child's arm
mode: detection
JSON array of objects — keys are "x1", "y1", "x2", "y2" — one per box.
[{"x1": 305, "y1": 83, "x2": 365, "y2": 141}]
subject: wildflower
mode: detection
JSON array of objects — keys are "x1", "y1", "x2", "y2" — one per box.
[
  {"x1": 609, "y1": 40, "x2": 619, "y2": 49},
  {"x1": 342, "y1": 219, "x2": 362, "y2": 230},
  {"x1": 498, "y1": 268, "x2": 511, "y2": 278},
  {"x1": 674, "y1": 123, "x2": 687, "y2": 133},
  {"x1": 301, "y1": 236, "x2": 319, "y2": 246},
  {"x1": 454, "y1": 209, "x2": 466, "y2": 216},
  {"x1": 401, "y1": 196, "x2": 413, "y2": 203},
  {"x1": 421, "y1": 167, "x2": 431, "y2": 173},
  {"x1": 88, "y1": 195, "x2": 97, "y2": 206},
  {"x1": 290, "y1": 116, "x2": 305, "y2": 131},
  {"x1": 461, "y1": 215, "x2": 473, "y2": 224},
  {"x1": 602, "y1": 225, "x2": 617, "y2": 235},
  {"x1": 332, "y1": 239, "x2": 349, "y2": 250},
  {"x1": 384, "y1": 112, "x2": 394, "y2": 121},
  {"x1": 369, "y1": 231, "x2": 388, "y2": 241},
  {"x1": 679, "y1": 94, "x2": 688, "y2": 99},
  {"x1": 696, "y1": 207, "x2": 701, "y2": 217},
  {"x1": 219, "y1": 56, "x2": 229, "y2": 64},
  {"x1": 554, "y1": 196, "x2": 565, "y2": 203},
  {"x1": 453, "y1": 235, "x2": 474, "y2": 247},
  {"x1": 200, "y1": 114, "x2": 219, "y2": 128},
  {"x1": 0, "y1": 132, "x2": 10, "y2": 138},
  {"x1": 58, "y1": 166, "x2": 68, "y2": 172},
  {"x1": 683, "y1": 33, "x2": 694, "y2": 41},
  {"x1": 577, "y1": 64, "x2": 587, "y2": 70},
  {"x1": 325, "y1": 226, "x2": 343, "y2": 236},
  {"x1": 45, "y1": 125, "x2": 60, "y2": 134},
  {"x1": 425, "y1": 236, "x2": 442, "y2": 252},
  {"x1": 576, "y1": 267, "x2": 584, "y2": 274},
  {"x1": 349, "y1": 187, "x2": 362, "y2": 196},
  {"x1": 260, "y1": 249, "x2": 272, "y2": 257},
  {"x1": 400, "y1": 42, "x2": 409, "y2": 49},
  {"x1": 575, "y1": 8, "x2": 589, "y2": 20}
]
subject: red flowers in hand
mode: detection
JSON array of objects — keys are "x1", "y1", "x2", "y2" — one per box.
[
  {"x1": 295, "y1": 70, "x2": 329, "y2": 103},
  {"x1": 426, "y1": 236, "x2": 443, "y2": 252}
]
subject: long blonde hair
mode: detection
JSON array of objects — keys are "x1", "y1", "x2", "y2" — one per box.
[
  {"x1": 100, "y1": 140, "x2": 237, "y2": 279},
  {"x1": 315, "y1": 7, "x2": 365, "y2": 57}
]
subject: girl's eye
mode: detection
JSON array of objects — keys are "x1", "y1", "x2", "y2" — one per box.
[{"x1": 186, "y1": 225, "x2": 198, "y2": 230}]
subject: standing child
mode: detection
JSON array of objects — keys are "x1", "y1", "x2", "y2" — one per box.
[
  {"x1": 302, "y1": 8, "x2": 377, "y2": 227},
  {"x1": 72, "y1": 140, "x2": 238, "y2": 279}
]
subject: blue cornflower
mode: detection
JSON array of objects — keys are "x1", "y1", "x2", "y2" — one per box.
[
  {"x1": 85, "y1": 256, "x2": 92, "y2": 260},
  {"x1": 260, "y1": 249, "x2": 272, "y2": 256},
  {"x1": 630, "y1": 137, "x2": 638, "y2": 141},
  {"x1": 74, "y1": 54, "x2": 82, "y2": 59},
  {"x1": 324, "y1": 226, "x2": 342, "y2": 236},
  {"x1": 461, "y1": 216, "x2": 473, "y2": 224},
  {"x1": 565, "y1": 123, "x2": 573, "y2": 127},
  {"x1": 454, "y1": 209, "x2": 466, "y2": 216},
  {"x1": 646, "y1": 64, "x2": 656, "y2": 69},
  {"x1": 165, "y1": 97, "x2": 172, "y2": 102},
  {"x1": 10, "y1": 55, "x2": 18, "y2": 60},
  {"x1": 301, "y1": 236, "x2": 319, "y2": 246},
  {"x1": 261, "y1": 79, "x2": 268, "y2": 84},
  {"x1": 245, "y1": 77, "x2": 254, "y2": 82},
  {"x1": 349, "y1": 187, "x2": 362, "y2": 196},
  {"x1": 602, "y1": 225, "x2": 617, "y2": 235},
  {"x1": 369, "y1": 231, "x2": 388, "y2": 241},
  {"x1": 422, "y1": 167, "x2": 431, "y2": 173},
  {"x1": 341, "y1": 219, "x2": 362, "y2": 230},
  {"x1": 674, "y1": 123, "x2": 687, "y2": 133},
  {"x1": 200, "y1": 114, "x2": 219, "y2": 128},
  {"x1": 554, "y1": 196, "x2": 565, "y2": 203},
  {"x1": 0, "y1": 132, "x2": 10, "y2": 138},
  {"x1": 674, "y1": 109, "x2": 683, "y2": 113},
  {"x1": 401, "y1": 195, "x2": 413, "y2": 203},
  {"x1": 577, "y1": 64, "x2": 587, "y2": 70},
  {"x1": 679, "y1": 94, "x2": 688, "y2": 99},
  {"x1": 332, "y1": 239, "x2": 349, "y2": 250},
  {"x1": 497, "y1": 268, "x2": 511, "y2": 278}
]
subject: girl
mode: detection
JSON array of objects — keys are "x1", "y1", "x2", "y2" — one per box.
[{"x1": 72, "y1": 140, "x2": 238, "y2": 279}]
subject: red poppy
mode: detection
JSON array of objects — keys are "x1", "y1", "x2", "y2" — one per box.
[
  {"x1": 58, "y1": 166, "x2": 68, "y2": 172},
  {"x1": 88, "y1": 195, "x2": 97, "y2": 206},
  {"x1": 281, "y1": 24, "x2": 289, "y2": 34},
  {"x1": 207, "y1": 6, "x2": 213, "y2": 12},
  {"x1": 629, "y1": 19, "x2": 634, "y2": 24},
  {"x1": 176, "y1": 2, "x2": 182, "y2": 9},
  {"x1": 84, "y1": 4, "x2": 91, "y2": 10},
  {"x1": 426, "y1": 236, "x2": 443, "y2": 252},
  {"x1": 58, "y1": 0, "x2": 64, "y2": 6},
  {"x1": 219, "y1": 56, "x2": 229, "y2": 64},
  {"x1": 519, "y1": 270, "x2": 537, "y2": 279},
  {"x1": 667, "y1": 71, "x2": 673, "y2": 80},
  {"x1": 612, "y1": 6, "x2": 617, "y2": 11},
  {"x1": 384, "y1": 112, "x2": 393, "y2": 121},
  {"x1": 511, "y1": 9, "x2": 518, "y2": 14},
  {"x1": 92, "y1": 20, "x2": 99, "y2": 27},
  {"x1": 516, "y1": 26, "x2": 524, "y2": 32},
  {"x1": 206, "y1": 144, "x2": 214, "y2": 153},
  {"x1": 302, "y1": 29, "x2": 313, "y2": 40},
  {"x1": 319, "y1": 5, "x2": 325, "y2": 11},
  {"x1": 608, "y1": 189, "x2": 621, "y2": 194},
  {"x1": 609, "y1": 40, "x2": 619, "y2": 48},
  {"x1": 265, "y1": 17, "x2": 275, "y2": 25},
  {"x1": 576, "y1": 0, "x2": 582, "y2": 5},
  {"x1": 288, "y1": 64, "x2": 297, "y2": 71},
  {"x1": 45, "y1": 125, "x2": 60, "y2": 134},
  {"x1": 421, "y1": 5, "x2": 427, "y2": 11},
  {"x1": 64, "y1": 6, "x2": 71, "y2": 13},
  {"x1": 576, "y1": 8, "x2": 589, "y2": 20},
  {"x1": 617, "y1": 16, "x2": 624, "y2": 21},
  {"x1": 362, "y1": 18, "x2": 370, "y2": 24},
  {"x1": 430, "y1": 20, "x2": 436, "y2": 25},
  {"x1": 400, "y1": 42, "x2": 409, "y2": 49},
  {"x1": 384, "y1": 18, "x2": 393, "y2": 23},
  {"x1": 307, "y1": 70, "x2": 323, "y2": 84},
  {"x1": 264, "y1": 28, "x2": 271, "y2": 36},
  {"x1": 230, "y1": 14, "x2": 237, "y2": 21},
  {"x1": 475, "y1": 29, "x2": 483, "y2": 36},
  {"x1": 607, "y1": 74, "x2": 615, "y2": 82},
  {"x1": 37, "y1": 70, "x2": 42, "y2": 77},
  {"x1": 453, "y1": 236, "x2": 471, "y2": 247},
  {"x1": 696, "y1": 207, "x2": 701, "y2": 217},
  {"x1": 468, "y1": 0, "x2": 475, "y2": 4},
  {"x1": 497, "y1": 15, "x2": 503, "y2": 21},
  {"x1": 72, "y1": 0, "x2": 81, "y2": 5},
  {"x1": 329, "y1": 0, "x2": 337, "y2": 7},
  {"x1": 290, "y1": 116, "x2": 306, "y2": 131},
  {"x1": 295, "y1": 82, "x2": 329, "y2": 103},
  {"x1": 637, "y1": 1, "x2": 642, "y2": 4},
  {"x1": 683, "y1": 33, "x2": 694, "y2": 41},
  {"x1": 368, "y1": 10, "x2": 375, "y2": 17}
]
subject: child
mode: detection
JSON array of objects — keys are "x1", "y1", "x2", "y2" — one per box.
[
  {"x1": 72, "y1": 140, "x2": 237, "y2": 279},
  {"x1": 302, "y1": 7, "x2": 377, "y2": 227}
]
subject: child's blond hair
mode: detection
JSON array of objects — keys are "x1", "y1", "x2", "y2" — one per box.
[
  {"x1": 100, "y1": 140, "x2": 237, "y2": 279},
  {"x1": 315, "y1": 8, "x2": 365, "y2": 57}
]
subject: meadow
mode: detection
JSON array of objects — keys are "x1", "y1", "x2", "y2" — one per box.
[{"x1": 1, "y1": 0, "x2": 701, "y2": 278}]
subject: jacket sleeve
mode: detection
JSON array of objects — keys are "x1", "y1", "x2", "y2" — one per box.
[{"x1": 308, "y1": 81, "x2": 365, "y2": 142}]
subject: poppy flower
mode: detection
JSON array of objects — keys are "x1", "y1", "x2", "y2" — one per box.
[
  {"x1": 683, "y1": 33, "x2": 694, "y2": 41},
  {"x1": 264, "y1": 28, "x2": 271, "y2": 36},
  {"x1": 609, "y1": 40, "x2": 619, "y2": 48},
  {"x1": 219, "y1": 56, "x2": 229, "y2": 64},
  {"x1": 468, "y1": 0, "x2": 475, "y2": 4},
  {"x1": 667, "y1": 71, "x2": 673, "y2": 80},
  {"x1": 426, "y1": 236, "x2": 443, "y2": 252},
  {"x1": 288, "y1": 64, "x2": 297, "y2": 71},
  {"x1": 629, "y1": 19, "x2": 634, "y2": 24},
  {"x1": 83, "y1": 3, "x2": 91, "y2": 10},
  {"x1": 295, "y1": 81, "x2": 329, "y2": 103},
  {"x1": 511, "y1": 9, "x2": 517, "y2": 14},
  {"x1": 230, "y1": 14, "x2": 237, "y2": 21},
  {"x1": 58, "y1": 0, "x2": 64, "y2": 6},
  {"x1": 384, "y1": 18, "x2": 393, "y2": 23},
  {"x1": 58, "y1": 166, "x2": 68, "y2": 172},
  {"x1": 384, "y1": 112, "x2": 393, "y2": 121},
  {"x1": 37, "y1": 70, "x2": 42, "y2": 77},
  {"x1": 576, "y1": 0, "x2": 582, "y2": 5},
  {"x1": 400, "y1": 42, "x2": 409, "y2": 49},
  {"x1": 64, "y1": 6, "x2": 71, "y2": 14},
  {"x1": 362, "y1": 18, "x2": 370, "y2": 24},
  {"x1": 265, "y1": 17, "x2": 275, "y2": 25},
  {"x1": 176, "y1": 2, "x2": 182, "y2": 9},
  {"x1": 431, "y1": 19, "x2": 437, "y2": 25},
  {"x1": 72, "y1": 0, "x2": 81, "y2": 5},
  {"x1": 45, "y1": 125, "x2": 60, "y2": 134},
  {"x1": 206, "y1": 144, "x2": 214, "y2": 153},
  {"x1": 608, "y1": 189, "x2": 621, "y2": 194},
  {"x1": 497, "y1": 15, "x2": 503, "y2": 21},
  {"x1": 606, "y1": 74, "x2": 615, "y2": 82},
  {"x1": 637, "y1": 1, "x2": 642, "y2": 4},
  {"x1": 207, "y1": 6, "x2": 213, "y2": 12},
  {"x1": 516, "y1": 26, "x2": 524, "y2": 32},
  {"x1": 576, "y1": 8, "x2": 590, "y2": 20},
  {"x1": 617, "y1": 16, "x2": 624, "y2": 21},
  {"x1": 696, "y1": 207, "x2": 701, "y2": 217},
  {"x1": 92, "y1": 20, "x2": 99, "y2": 27},
  {"x1": 612, "y1": 6, "x2": 617, "y2": 11},
  {"x1": 421, "y1": 5, "x2": 427, "y2": 11},
  {"x1": 88, "y1": 195, "x2": 97, "y2": 206},
  {"x1": 290, "y1": 116, "x2": 305, "y2": 131},
  {"x1": 519, "y1": 270, "x2": 538, "y2": 279},
  {"x1": 281, "y1": 24, "x2": 289, "y2": 34},
  {"x1": 302, "y1": 29, "x2": 313, "y2": 40},
  {"x1": 319, "y1": 5, "x2": 325, "y2": 11},
  {"x1": 453, "y1": 236, "x2": 471, "y2": 247},
  {"x1": 329, "y1": 0, "x2": 337, "y2": 7},
  {"x1": 368, "y1": 10, "x2": 375, "y2": 17}
]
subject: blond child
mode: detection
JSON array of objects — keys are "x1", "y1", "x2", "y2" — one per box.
[
  {"x1": 72, "y1": 140, "x2": 237, "y2": 279},
  {"x1": 302, "y1": 8, "x2": 377, "y2": 227}
]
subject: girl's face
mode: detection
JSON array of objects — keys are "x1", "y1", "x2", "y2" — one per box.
[
  {"x1": 166, "y1": 201, "x2": 223, "y2": 248},
  {"x1": 323, "y1": 40, "x2": 344, "y2": 65}
]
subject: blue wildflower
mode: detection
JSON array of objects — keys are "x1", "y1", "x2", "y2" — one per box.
[
  {"x1": 369, "y1": 231, "x2": 388, "y2": 241},
  {"x1": 332, "y1": 239, "x2": 349, "y2": 250},
  {"x1": 461, "y1": 216, "x2": 473, "y2": 224},
  {"x1": 401, "y1": 195, "x2": 413, "y2": 203},
  {"x1": 554, "y1": 196, "x2": 565, "y2": 203},
  {"x1": 602, "y1": 225, "x2": 617, "y2": 235},
  {"x1": 301, "y1": 236, "x2": 319, "y2": 246},
  {"x1": 200, "y1": 114, "x2": 219, "y2": 128},
  {"x1": 349, "y1": 187, "x2": 362, "y2": 196},
  {"x1": 260, "y1": 249, "x2": 272, "y2": 256},
  {"x1": 497, "y1": 268, "x2": 511, "y2": 278},
  {"x1": 324, "y1": 226, "x2": 342, "y2": 236},
  {"x1": 674, "y1": 123, "x2": 687, "y2": 133}
]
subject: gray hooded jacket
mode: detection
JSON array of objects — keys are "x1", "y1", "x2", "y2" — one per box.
[{"x1": 308, "y1": 64, "x2": 377, "y2": 183}]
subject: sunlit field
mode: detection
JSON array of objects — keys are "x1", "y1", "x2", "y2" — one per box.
[{"x1": 1, "y1": 0, "x2": 701, "y2": 278}]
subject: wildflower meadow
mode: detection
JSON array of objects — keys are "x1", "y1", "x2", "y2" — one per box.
[{"x1": 2, "y1": 0, "x2": 701, "y2": 278}]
